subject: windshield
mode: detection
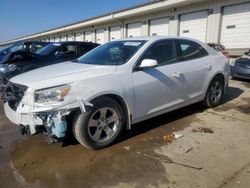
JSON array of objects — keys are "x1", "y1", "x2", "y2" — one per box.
[
  {"x1": 37, "y1": 43, "x2": 61, "y2": 55},
  {"x1": 8, "y1": 42, "x2": 24, "y2": 53},
  {"x1": 0, "y1": 45, "x2": 11, "y2": 53},
  {"x1": 77, "y1": 40, "x2": 146, "y2": 65}
]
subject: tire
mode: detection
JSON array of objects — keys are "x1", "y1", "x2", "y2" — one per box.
[
  {"x1": 73, "y1": 97, "x2": 125, "y2": 149},
  {"x1": 203, "y1": 77, "x2": 224, "y2": 108}
]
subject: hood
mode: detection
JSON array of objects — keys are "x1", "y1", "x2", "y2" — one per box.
[{"x1": 10, "y1": 61, "x2": 117, "y2": 90}]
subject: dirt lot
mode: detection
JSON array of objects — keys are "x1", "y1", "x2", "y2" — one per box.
[{"x1": 0, "y1": 79, "x2": 249, "y2": 188}]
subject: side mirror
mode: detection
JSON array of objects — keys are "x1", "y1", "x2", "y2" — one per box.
[
  {"x1": 139, "y1": 59, "x2": 158, "y2": 69},
  {"x1": 55, "y1": 51, "x2": 64, "y2": 57}
]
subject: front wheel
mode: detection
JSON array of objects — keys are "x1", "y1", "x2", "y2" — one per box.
[
  {"x1": 203, "y1": 77, "x2": 224, "y2": 108},
  {"x1": 73, "y1": 97, "x2": 125, "y2": 149}
]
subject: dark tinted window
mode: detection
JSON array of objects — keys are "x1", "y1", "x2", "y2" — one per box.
[
  {"x1": 9, "y1": 43, "x2": 24, "y2": 53},
  {"x1": 79, "y1": 44, "x2": 86, "y2": 53},
  {"x1": 140, "y1": 40, "x2": 177, "y2": 66},
  {"x1": 177, "y1": 40, "x2": 208, "y2": 62},
  {"x1": 83, "y1": 43, "x2": 99, "y2": 52},
  {"x1": 34, "y1": 44, "x2": 47, "y2": 52},
  {"x1": 37, "y1": 43, "x2": 61, "y2": 55},
  {"x1": 59, "y1": 44, "x2": 77, "y2": 55}
]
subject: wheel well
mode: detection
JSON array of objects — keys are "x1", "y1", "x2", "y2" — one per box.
[
  {"x1": 90, "y1": 94, "x2": 131, "y2": 129},
  {"x1": 204, "y1": 73, "x2": 226, "y2": 101},
  {"x1": 213, "y1": 73, "x2": 225, "y2": 86}
]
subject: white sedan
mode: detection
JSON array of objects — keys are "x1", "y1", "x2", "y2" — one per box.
[{"x1": 3, "y1": 36, "x2": 230, "y2": 149}]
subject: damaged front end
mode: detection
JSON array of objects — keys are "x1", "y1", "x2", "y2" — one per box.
[{"x1": 3, "y1": 82, "x2": 90, "y2": 143}]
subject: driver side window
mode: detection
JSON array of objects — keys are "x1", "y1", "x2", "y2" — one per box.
[
  {"x1": 140, "y1": 40, "x2": 177, "y2": 66},
  {"x1": 59, "y1": 44, "x2": 77, "y2": 55}
]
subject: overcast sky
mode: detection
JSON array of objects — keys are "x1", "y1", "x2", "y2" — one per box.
[{"x1": 0, "y1": 0, "x2": 147, "y2": 42}]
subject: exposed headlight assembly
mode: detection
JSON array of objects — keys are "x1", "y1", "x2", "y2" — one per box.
[{"x1": 35, "y1": 85, "x2": 71, "y2": 104}]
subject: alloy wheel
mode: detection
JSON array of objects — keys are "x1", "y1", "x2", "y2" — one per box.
[{"x1": 87, "y1": 107, "x2": 120, "y2": 143}]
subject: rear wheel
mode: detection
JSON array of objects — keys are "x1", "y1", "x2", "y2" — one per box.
[
  {"x1": 203, "y1": 77, "x2": 224, "y2": 108},
  {"x1": 73, "y1": 97, "x2": 124, "y2": 149}
]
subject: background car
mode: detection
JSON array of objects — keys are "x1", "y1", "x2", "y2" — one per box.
[
  {"x1": 0, "y1": 41, "x2": 50, "y2": 63},
  {"x1": 207, "y1": 43, "x2": 230, "y2": 60},
  {"x1": 230, "y1": 50, "x2": 250, "y2": 79},
  {"x1": 0, "y1": 41, "x2": 99, "y2": 85}
]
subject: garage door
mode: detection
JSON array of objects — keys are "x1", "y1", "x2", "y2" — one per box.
[
  {"x1": 55, "y1": 37, "x2": 60, "y2": 42},
  {"x1": 67, "y1": 34, "x2": 74, "y2": 41},
  {"x1": 221, "y1": 3, "x2": 250, "y2": 49},
  {"x1": 149, "y1": 17, "x2": 169, "y2": 36},
  {"x1": 127, "y1": 22, "x2": 142, "y2": 37},
  {"x1": 180, "y1": 11, "x2": 208, "y2": 42},
  {"x1": 96, "y1": 29, "x2": 105, "y2": 44},
  {"x1": 110, "y1": 26, "x2": 121, "y2": 41},
  {"x1": 85, "y1": 31, "x2": 92, "y2": 42},
  {"x1": 61, "y1": 35, "x2": 67, "y2": 42},
  {"x1": 75, "y1": 32, "x2": 83, "y2": 41}
]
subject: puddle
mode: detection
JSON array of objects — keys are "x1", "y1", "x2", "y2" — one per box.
[
  {"x1": 0, "y1": 103, "x2": 203, "y2": 188},
  {"x1": 239, "y1": 98, "x2": 250, "y2": 114},
  {"x1": 192, "y1": 127, "x2": 214, "y2": 134}
]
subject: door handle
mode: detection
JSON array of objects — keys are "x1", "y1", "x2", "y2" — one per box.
[
  {"x1": 172, "y1": 72, "x2": 181, "y2": 78},
  {"x1": 205, "y1": 64, "x2": 212, "y2": 70}
]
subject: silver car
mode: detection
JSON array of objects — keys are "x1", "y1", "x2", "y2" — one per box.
[
  {"x1": 230, "y1": 51, "x2": 250, "y2": 79},
  {"x1": 3, "y1": 36, "x2": 230, "y2": 149}
]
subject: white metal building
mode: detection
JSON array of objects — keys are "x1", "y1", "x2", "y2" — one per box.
[{"x1": 1, "y1": 0, "x2": 250, "y2": 56}]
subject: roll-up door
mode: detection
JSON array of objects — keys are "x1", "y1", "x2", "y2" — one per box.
[
  {"x1": 221, "y1": 3, "x2": 250, "y2": 48},
  {"x1": 55, "y1": 37, "x2": 60, "y2": 42},
  {"x1": 67, "y1": 34, "x2": 74, "y2": 41},
  {"x1": 75, "y1": 32, "x2": 83, "y2": 41},
  {"x1": 96, "y1": 28, "x2": 105, "y2": 44},
  {"x1": 180, "y1": 11, "x2": 208, "y2": 42},
  {"x1": 110, "y1": 26, "x2": 121, "y2": 41},
  {"x1": 149, "y1": 17, "x2": 169, "y2": 36},
  {"x1": 61, "y1": 35, "x2": 67, "y2": 42},
  {"x1": 85, "y1": 31, "x2": 92, "y2": 42},
  {"x1": 127, "y1": 22, "x2": 142, "y2": 37}
]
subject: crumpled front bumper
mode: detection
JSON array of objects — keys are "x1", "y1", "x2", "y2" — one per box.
[
  {"x1": 4, "y1": 102, "x2": 44, "y2": 134},
  {"x1": 3, "y1": 81, "x2": 93, "y2": 140},
  {"x1": 4, "y1": 99, "x2": 89, "y2": 140}
]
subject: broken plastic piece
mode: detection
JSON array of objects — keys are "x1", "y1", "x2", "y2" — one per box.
[
  {"x1": 123, "y1": 146, "x2": 131, "y2": 151},
  {"x1": 174, "y1": 133, "x2": 184, "y2": 139}
]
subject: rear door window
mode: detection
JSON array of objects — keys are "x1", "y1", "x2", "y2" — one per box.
[
  {"x1": 59, "y1": 44, "x2": 77, "y2": 55},
  {"x1": 177, "y1": 39, "x2": 208, "y2": 62}
]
